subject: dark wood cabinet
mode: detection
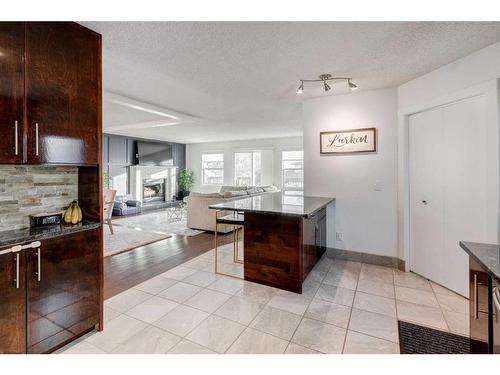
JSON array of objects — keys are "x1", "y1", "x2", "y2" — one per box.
[
  {"x1": 26, "y1": 22, "x2": 101, "y2": 164},
  {"x1": 0, "y1": 246, "x2": 26, "y2": 354},
  {"x1": 0, "y1": 22, "x2": 101, "y2": 165},
  {"x1": 26, "y1": 229, "x2": 100, "y2": 353},
  {"x1": 0, "y1": 23, "x2": 25, "y2": 164}
]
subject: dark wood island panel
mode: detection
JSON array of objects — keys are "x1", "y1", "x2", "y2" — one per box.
[{"x1": 244, "y1": 207, "x2": 327, "y2": 293}]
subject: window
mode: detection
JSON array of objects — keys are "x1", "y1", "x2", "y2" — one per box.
[
  {"x1": 282, "y1": 150, "x2": 304, "y2": 205},
  {"x1": 234, "y1": 151, "x2": 262, "y2": 186},
  {"x1": 202, "y1": 153, "x2": 224, "y2": 185}
]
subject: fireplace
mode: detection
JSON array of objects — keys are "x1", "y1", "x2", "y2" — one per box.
[{"x1": 142, "y1": 179, "x2": 165, "y2": 204}]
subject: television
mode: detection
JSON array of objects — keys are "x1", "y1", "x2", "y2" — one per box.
[{"x1": 137, "y1": 141, "x2": 173, "y2": 166}]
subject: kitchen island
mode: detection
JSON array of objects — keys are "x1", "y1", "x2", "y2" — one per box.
[{"x1": 210, "y1": 193, "x2": 335, "y2": 293}]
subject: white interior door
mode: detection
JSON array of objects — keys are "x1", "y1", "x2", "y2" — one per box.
[{"x1": 409, "y1": 95, "x2": 487, "y2": 297}]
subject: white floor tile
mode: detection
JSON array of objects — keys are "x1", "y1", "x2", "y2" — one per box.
[
  {"x1": 348, "y1": 308, "x2": 399, "y2": 343},
  {"x1": 134, "y1": 276, "x2": 178, "y2": 295},
  {"x1": 343, "y1": 331, "x2": 399, "y2": 354},
  {"x1": 267, "y1": 290, "x2": 312, "y2": 315},
  {"x1": 442, "y1": 309, "x2": 469, "y2": 336},
  {"x1": 395, "y1": 285, "x2": 439, "y2": 308},
  {"x1": 250, "y1": 306, "x2": 302, "y2": 340},
  {"x1": 157, "y1": 282, "x2": 202, "y2": 303},
  {"x1": 103, "y1": 307, "x2": 121, "y2": 324},
  {"x1": 214, "y1": 296, "x2": 264, "y2": 325},
  {"x1": 186, "y1": 315, "x2": 245, "y2": 353},
  {"x1": 111, "y1": 326, "x2": 181, "y2": 354},
  {"x1": 184, "y1": 288, "x2": 231, "y2": 313},
  {"x1": 85, "y1": 314, "x2": 148, "y2": 352},
  {"x1": 316, "y1": 284, "x2": 355, "y2": 307},
  {"x1": 435, "y1": 292, "x2": 469, "y2": 314},
  {"x1": 168, "y1": 339, "x2": 216, "y2": 354},
  {"x1": 183, "y1": 270, "x2": 220, "y2": 287},
  {"x1": 105, "y1": 289, "x2": 153, "y2": 313},
  {"x1": 284, "y1": 343, "x2": 321, "y2": 354},
  {"x1": 235, "y1": 282, "x2": 277, "y2": 304},
  {"x1": 159, "y1": 266, "x2": 197, "y2": 281},
  {"x1": 356, "y1": 278, "x2": 395, "y2": 299},
  {"x1": 227, "y1": 327, "x2": 289, "y2": 354},
  {"x1": 291, "y1": 318, "x2": 346, "y2": 354},
  {"x1": 125, "y1": 296, "x2": 178, "y2": 324},
  {"x1": 207, "y1": 277, "x2": 245, "y2": 295},
  {"x1": 353, "y1": 291, "x2": 396, "y2": 317},
  {"x1": 153, "y1": 304, "x2": 209, "y2": 337},
  {"x1": 61, "y1": 341, "x2": 107, "y2": 354},
  {"x1": 396, "y1": 300, "x2": 448, "y2": 331},
  {"x1": 304, "y1": 298, "x2": 351, "y2": 328},
  {"x1": 393, "y1": 270, "x2": 431, "y2": 291}
]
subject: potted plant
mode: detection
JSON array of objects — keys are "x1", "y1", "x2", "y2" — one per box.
[{"x1": 178, "y1": 168, "x2": 194, "y2": 200}]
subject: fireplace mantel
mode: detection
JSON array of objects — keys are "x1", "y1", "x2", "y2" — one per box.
[{"x1": 129, "y1": 165, "x2": 178, "y2": 204}]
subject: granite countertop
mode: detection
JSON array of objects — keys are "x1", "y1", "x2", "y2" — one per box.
[
  {"x1": 0, "y1": 221, "x2": 101, "y2": 247},
  {"x1": 460, "y1": 241, "x2": 500, "y2": 282},
  {"x1": 209, "y1": 192, "x2": 335, "y2": 218}
]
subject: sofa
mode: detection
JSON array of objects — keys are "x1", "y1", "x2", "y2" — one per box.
[
  {"x1": 186, "y1": 185, "x2": 279, "y2": 233},
  {"x1": 112, "y1": 195, "x2": 142, "y2": 216}
]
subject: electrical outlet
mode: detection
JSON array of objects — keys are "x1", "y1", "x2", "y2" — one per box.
[{"x1": 336, "y1": 232, "x2": 343, "y2": 241}]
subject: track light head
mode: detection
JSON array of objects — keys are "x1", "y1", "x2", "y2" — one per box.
[
  {"x1": 324, "y1": 81, "x2": 331, "y2": 92},
  {"x1": 348, "y1": 79, "x2": 358, "y2": 91},
  {"x1": 296, "y1": 81, "x2": 304, "y2": 95}
]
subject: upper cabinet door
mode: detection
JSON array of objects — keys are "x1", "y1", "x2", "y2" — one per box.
[
  {"x1": 25, "y1": 22, "x2": 101, "y2": 164},
  {"x1": 0, "y1": 23, "x2": 25, "y2": 164}
]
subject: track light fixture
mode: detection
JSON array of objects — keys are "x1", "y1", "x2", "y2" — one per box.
[{"x1": 295, "y1": 73, "x2": 358, "y2": 94}]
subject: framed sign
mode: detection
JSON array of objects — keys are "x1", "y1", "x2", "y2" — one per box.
[{"x1": 320, "y1": 127, "x2": 376, "y2": 154}]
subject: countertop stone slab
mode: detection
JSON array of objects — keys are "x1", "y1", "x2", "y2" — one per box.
[
  {"x1": 460, "y1": 241, "x2": 500, "y2": 282},
  {"x1": 209, "y1": 192, "x2": 335, "y2": 218},
  {"x1": 0, "y1": 222, "x2": 101, "y2": 247}
]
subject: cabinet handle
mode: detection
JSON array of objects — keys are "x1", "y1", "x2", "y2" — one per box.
[
  {"x1": 14, "y1": 253, "x2": 20, "y2": 289},
  {"x1": 14, "y1": 120, "x2": 19, "y2": 156},
  {"x1": 473, "y1": 273, "x2": 478, "y2": 319},
  {"x1": 35, "y1": 123, "x2": 39, "y2": 156},
  {"x1": 36, "y1": 248, "x2": 41, "y2": 282}
]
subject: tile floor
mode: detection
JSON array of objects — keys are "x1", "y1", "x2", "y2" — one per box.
[{"x1": 60, "y1": 243, "x2": 469, "y2": 354}]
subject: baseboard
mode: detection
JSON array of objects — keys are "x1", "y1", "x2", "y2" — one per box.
[{"x1": 325, "y1": 247, "x2": 405, "y2": 271}]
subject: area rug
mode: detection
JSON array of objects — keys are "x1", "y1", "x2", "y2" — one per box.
[
  {"x1": 112, "y1": 211, "x2": 205, "y2": 236},
  {"x1": 104, "y1": 226, "x2": 171, "y2": 257},
  {"x1": 398, "y1": 320, "x2": 470, "y2": 354}
]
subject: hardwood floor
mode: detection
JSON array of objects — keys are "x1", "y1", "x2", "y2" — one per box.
[{"x1": 103, "y1": 231, "x2": 233, "y2": 299}]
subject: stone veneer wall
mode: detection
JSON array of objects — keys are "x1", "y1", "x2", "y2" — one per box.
[{"x1": 0, "y1": 165, "x2": 78, "y2": 232}]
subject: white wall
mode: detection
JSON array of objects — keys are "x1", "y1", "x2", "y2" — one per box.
[
  {"x1": 186, "y1": 136, "x2": 303, "y2": 193},
  {"x1": 399, "y1": 41, "x2": 500, "y2": 109},
  {"x1": 302, "y1": 88, "x2": 398, "y2": 257}
]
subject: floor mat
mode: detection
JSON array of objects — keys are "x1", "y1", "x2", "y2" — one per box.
[{"x1": 398, "y1": 320, "x2": 470, "y2": 354}]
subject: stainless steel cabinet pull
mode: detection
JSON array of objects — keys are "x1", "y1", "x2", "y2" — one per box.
[
  {"x1": 14, "y1": 120, "x2": 19, "y2": 156},
  {"x1": 473, "y1": 273, "x2": 478, "y2": 319},
  {"x1": 14, "y1": 253, "x2": 20, "y2": 289},
  {"x1": 35, "y1": 123, "x2": 39, "y2": 156},
  {"x1": 36, "y1": 248, "x2": 41, "y2": 282}
]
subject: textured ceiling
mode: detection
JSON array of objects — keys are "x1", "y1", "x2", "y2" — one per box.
[{"x1": 82, "y1": 22, "x2": 500, "y2": 143}]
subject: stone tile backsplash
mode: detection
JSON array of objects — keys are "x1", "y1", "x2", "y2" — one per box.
[{"x1": 0, "y1": 165, "x2": 78, "y2": 232}]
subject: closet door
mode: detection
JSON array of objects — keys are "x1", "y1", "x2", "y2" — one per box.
[
  {"x1": 409, "y1": 96, "x2": 487, "y2": 297},
  {"x1": 409, "y1": 107, "x2": 445, "y2": 289},
  {"x1": 0, "y1": 22, "x2": 24, "y2": 164},
  {"x1": 25, "y1": 22, "x2": 101, "y2": 164}
]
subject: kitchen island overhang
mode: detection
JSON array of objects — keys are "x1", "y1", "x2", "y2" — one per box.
[{"x1": 210, "y1": 193, "x2": 335, "y2": 293}]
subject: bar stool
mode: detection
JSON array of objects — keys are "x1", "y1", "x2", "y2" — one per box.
[{"x1": 214, "y1": 210, "x2": 244, "y2": 278}]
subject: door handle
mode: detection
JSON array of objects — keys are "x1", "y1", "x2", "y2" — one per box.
[
  {"x1": 14, "y1": 120, "x2": 19, "y2": 156},
  {"x1": 14, "y1": 253, "x2": 20, "y2": 289},
  {"x1": 35, "y1": 248, "x2": 41, "y2": 282},
  {"x1": 35, "y1": 123, "x2": 39, "y2": 156}
]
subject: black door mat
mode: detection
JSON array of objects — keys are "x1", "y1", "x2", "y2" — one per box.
[{"x1": 398, "y1": 320, "x2": 471, "y2": 354}]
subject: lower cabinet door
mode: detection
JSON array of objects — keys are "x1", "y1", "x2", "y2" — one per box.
[
  {"x1": 27, "y1": 229, "x2": 100, "y2": 353},
  {"x1": 0, "y1": 249, "x2": 26, "y2": 353}
]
